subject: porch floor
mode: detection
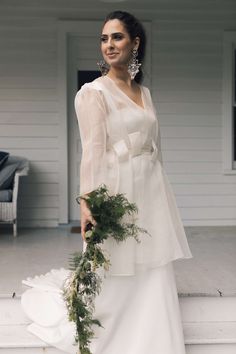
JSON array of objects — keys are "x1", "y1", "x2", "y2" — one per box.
[{"x1": 0, "y1": 225, "x2": 235, "y2": 297}]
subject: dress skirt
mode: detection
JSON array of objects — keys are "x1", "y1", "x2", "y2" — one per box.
[{"x1": 21, "y1": 261, "x2": 186, "y2": 354}]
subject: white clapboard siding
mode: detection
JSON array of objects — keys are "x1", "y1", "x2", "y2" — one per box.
[
  {"x1": 0, "y1": 113, "x2": 58, "y2": 125},
  {"x1": 162, "y1": 138, "x2": 221, "y2": 150},
  {"x1": 173, "y1": 184, "x2": 236, "y2": 195},
  {"x1": 182, "y1": 207, "x2": 236, "y2": 221},
  {"x1": 164, "y1": 162, "x2": 222, "y2": 174},
  {"x1": 164, "y1": 150, "x2": 221, "y2": 162},
  {"x1": 20, "y1": 183, "x2": 59, "y2": 196},
  {"x1": 4, "y1": 149, "x2": 58, "y2": 161},
  {"x1": 18, "y1": 208, "x2": 58, "y2": 220},
  {"x1": 0, "y1": 64, "x2": 56, "y2": 77},
  {"x1": 157, "y1": 103, "x2": 222, "y2": 115},
  {"x1": 29, "y1": 161, "x2": 58, "y2": 173},
  {"x1": 0, "y1": 16, "x2": 58, "y2": 227},
  {"x1": 177, "y1": 195, "x2": 236, "y2": 207},
  {"x1": 28, "y1": 173, "x2": 59, "y2": 183},
  {"x1": 0, "y1": 77, "x2": 57, "y2": 89},
  {"x1": 2, "y1": 126, "x2": 58, "y2": 137},
  {"x1": 0, "y1": 137, "x2": 58, "y2": 149},
  {"x1": 168, "y1": 174, "x2": 236, "y2": 184},
  {"x1": 0, "y1": 101, "x2": 57, "y2": 112},
  {"x1": 156, "y1": 78, "x2": 222, "y2": 91},
  {"x1": 0, "y1": 0, "x2": 236, "y2": 226},
  {"x1": 151, "y1": 2, "x2": 236, "y2": 226},
  {"x1": 0, "y1": 89, "x2": 57, "y2": 101},
  {"x1": 23, "y1": 196, "x2": 59, "y2": 208}
]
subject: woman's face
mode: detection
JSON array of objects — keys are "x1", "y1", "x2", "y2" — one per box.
[{"x1": 100, "y1": 19, "x2": 139, "y2": 68}]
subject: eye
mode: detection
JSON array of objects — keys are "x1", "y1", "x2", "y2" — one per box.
[
  {"x1": 100, "y1": 36, "x2": 107, "y2": 42},
  {"x1": 113, "y1": 34, "x2": 123, "y2": 40}
]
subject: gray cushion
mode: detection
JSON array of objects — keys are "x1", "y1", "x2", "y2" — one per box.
[
  {"x1": 0, "y1": 189, "x2": 12, "y2": 202},
  {"x1": 0, "y1": 162, "x2": 20, "y2": 190},
  {"x1": 0, "y1": 151, "x2": 9, "y2": 169}
]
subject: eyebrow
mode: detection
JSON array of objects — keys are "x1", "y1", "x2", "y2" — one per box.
[{"x1": 101, "y1": 32, "x2": 124, "y2": 37}]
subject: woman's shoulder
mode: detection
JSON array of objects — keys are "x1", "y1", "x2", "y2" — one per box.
[
  {"x1": 74, "y1": 77, "x2": 109, "y2": 113},
  {"x1": 75, "y1": 77, "x2": 105, "y2": 100},
  {"x1": 78, "y1": 76, "x2": 105, "y2": 93}
]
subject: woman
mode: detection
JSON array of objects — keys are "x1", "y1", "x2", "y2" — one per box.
[{"x1": 21, "y1": 10, "x2": 193, "y2": 354}]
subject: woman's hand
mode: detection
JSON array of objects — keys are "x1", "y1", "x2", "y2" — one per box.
[{"x1": 80, "y1": 198, "x2": 97, "y2": 242}]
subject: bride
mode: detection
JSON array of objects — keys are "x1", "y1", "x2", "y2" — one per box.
[{"x1": 21, "y1": 10, "x2": 193, "y2": 354}]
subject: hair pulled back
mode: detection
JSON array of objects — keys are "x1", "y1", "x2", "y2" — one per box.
[{"x1": 103, "y1": 10, "x2": 146, "y2": 84}]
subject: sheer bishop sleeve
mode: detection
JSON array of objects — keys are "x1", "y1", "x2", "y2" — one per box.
[
  {"x1": 74, "y1": 86, "x2": 108, "y2": 198},
  {"x1": 146, "y1": 87, "x2": 163, "y2": 165}
]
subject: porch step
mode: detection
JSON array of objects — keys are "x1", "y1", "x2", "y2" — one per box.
[
  {"x1": 0, "y1": 322, "x2": 236, "y2": 354},
  {"x1": 179, "y1": 296, "x2": 236, "y2": 322},
  {"x1": 0, "y1": 350, "x2": 63, "y2": 353},
  {"x1": 0, "y1": 296, "x2": 236, "y2": 353},
  {"x1": 0, "y1": 297, "x2": 66, "y2": 353},
  {"x1": 180, "y1": 296, "x2": 236, "y2": 353},
  {"x1": 184, "y1": 321, "x2": 236, "y2": 344},
  {"x1": 0, "y1": 324, "x2": 62, "y2": 353}
]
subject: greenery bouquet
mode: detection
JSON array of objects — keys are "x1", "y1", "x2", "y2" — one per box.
[{"x1": 63, "y1": 184, "x2": 151, "y2": 354}]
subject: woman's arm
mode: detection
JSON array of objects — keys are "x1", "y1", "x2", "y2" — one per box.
[
  {"x1": 75, "y1": 85, "x2": 107, "y2": 197},
  {"x1": 74, "y1": 85, "x2": 107, "y2": 240}
]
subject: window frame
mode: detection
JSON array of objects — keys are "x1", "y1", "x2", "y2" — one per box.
[{"x1": 222, "y1": 31, "x2": 236, "y2": 174}]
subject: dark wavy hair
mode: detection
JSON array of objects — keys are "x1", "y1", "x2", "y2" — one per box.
[{"x1": 103, "y1": 10, "x2": 146, "y2": 84}]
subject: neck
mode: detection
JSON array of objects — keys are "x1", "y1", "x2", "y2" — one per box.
[{"x1": 106, "y1": 66, "x2": 133, "y2": 87}]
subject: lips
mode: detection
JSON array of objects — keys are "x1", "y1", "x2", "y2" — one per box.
[{"x1": 107, "y1": 53, "x2": 118, "y2": 57}]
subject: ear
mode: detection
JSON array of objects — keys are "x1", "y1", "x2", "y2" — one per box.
[{"x1": 133, "y1": 36, "x2": 140, "y2": 50}]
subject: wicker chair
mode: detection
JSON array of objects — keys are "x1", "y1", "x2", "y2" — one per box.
[{"x1": 0, "y1": 156, "x2": 29, "y2": 236}]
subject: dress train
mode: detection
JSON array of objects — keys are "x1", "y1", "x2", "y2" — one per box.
[{"x1": 21, "y1": 261, "x2": 186, "y2": 354}]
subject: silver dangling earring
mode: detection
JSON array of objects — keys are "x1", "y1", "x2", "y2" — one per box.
[
  {"x1": 127, "y1": 48, "x2": 142, "y2": 80},
  {"x1": 97, "y1": 59, "x2": 110, "y2": 76}
]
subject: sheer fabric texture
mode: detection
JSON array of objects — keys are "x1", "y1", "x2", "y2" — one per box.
[
  {"x1": 75, "y1": 87, "x2": 108, "y2": 197},
  {"x1": 75, "y1": 76, "x2": 193, "y2": 276}
]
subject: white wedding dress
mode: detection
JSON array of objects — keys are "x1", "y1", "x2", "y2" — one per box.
[{"x1": 21, "y1": 75, "x2": 193, "y2": 354}]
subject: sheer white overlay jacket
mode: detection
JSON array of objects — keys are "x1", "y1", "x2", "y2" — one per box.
[{"x1": 75, "y1": 76, "x2": 193, "y2": 276}]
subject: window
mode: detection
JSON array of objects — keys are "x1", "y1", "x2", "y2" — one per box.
[
  {"x1": 77, "y1": 70, "x2": 101, "y2": 90},
  {"x1": 222, "y1": 32, "x2": 236, "y2": 174}
]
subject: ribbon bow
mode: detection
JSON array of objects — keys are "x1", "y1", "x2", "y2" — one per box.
[{"x1": 108, "y1": 131, "x2": 159, "y2": 197}]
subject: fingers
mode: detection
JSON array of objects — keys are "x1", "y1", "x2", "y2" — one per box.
[
  {"x1": 81, "y1": 224, "x2": 86, "y2": 241},
  {"x1": 80, "y1": 202, "x2": 97, "y2": 241},
  {"x1": 81, "y1": 217, "x2": 97, "y2": 241}
]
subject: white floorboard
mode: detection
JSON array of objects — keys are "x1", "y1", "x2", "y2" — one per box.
[{"x1": 0, "y1": 225, "x2": 235, "y2": 297}]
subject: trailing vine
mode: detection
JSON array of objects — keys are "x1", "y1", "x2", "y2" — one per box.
[{"x1": 63, "y1": 184, "x2": 151, "y2": 354}]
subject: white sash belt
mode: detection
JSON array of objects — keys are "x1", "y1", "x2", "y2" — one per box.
[{"x1": 111, "y1": 132, "x2": 158, "y2": 162}]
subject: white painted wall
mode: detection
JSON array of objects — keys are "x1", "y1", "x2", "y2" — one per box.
[
  {"x1": 0, "y1": 19, "x2": 59, "y2": 227},
  {"x1": 0, "y1": 1, "x2": 236, "y2": 227},
  {"x1": 151, "y1": 20, "x2": 236, "y2": 226}
]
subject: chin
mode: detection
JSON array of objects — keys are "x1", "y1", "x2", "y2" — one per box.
[{"x1": 108, "y1": 59, "x2": 127, "y2": 68}]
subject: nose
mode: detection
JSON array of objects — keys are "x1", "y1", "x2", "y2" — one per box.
[{"x1": 107, "y1": 36, "x2": 114, "y2": 48}]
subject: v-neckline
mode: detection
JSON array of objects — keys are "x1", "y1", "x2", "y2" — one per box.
[{"x1": 104, "y1": 75, "x2": 146, "y2": 111}]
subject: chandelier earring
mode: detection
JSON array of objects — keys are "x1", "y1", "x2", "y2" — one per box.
[
  {"x1": 127, "y1": 48, "x2": 142, "y2": 80},
  {"x1": 97, "y1": 59, "x2": 110, "y2": 76}
]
